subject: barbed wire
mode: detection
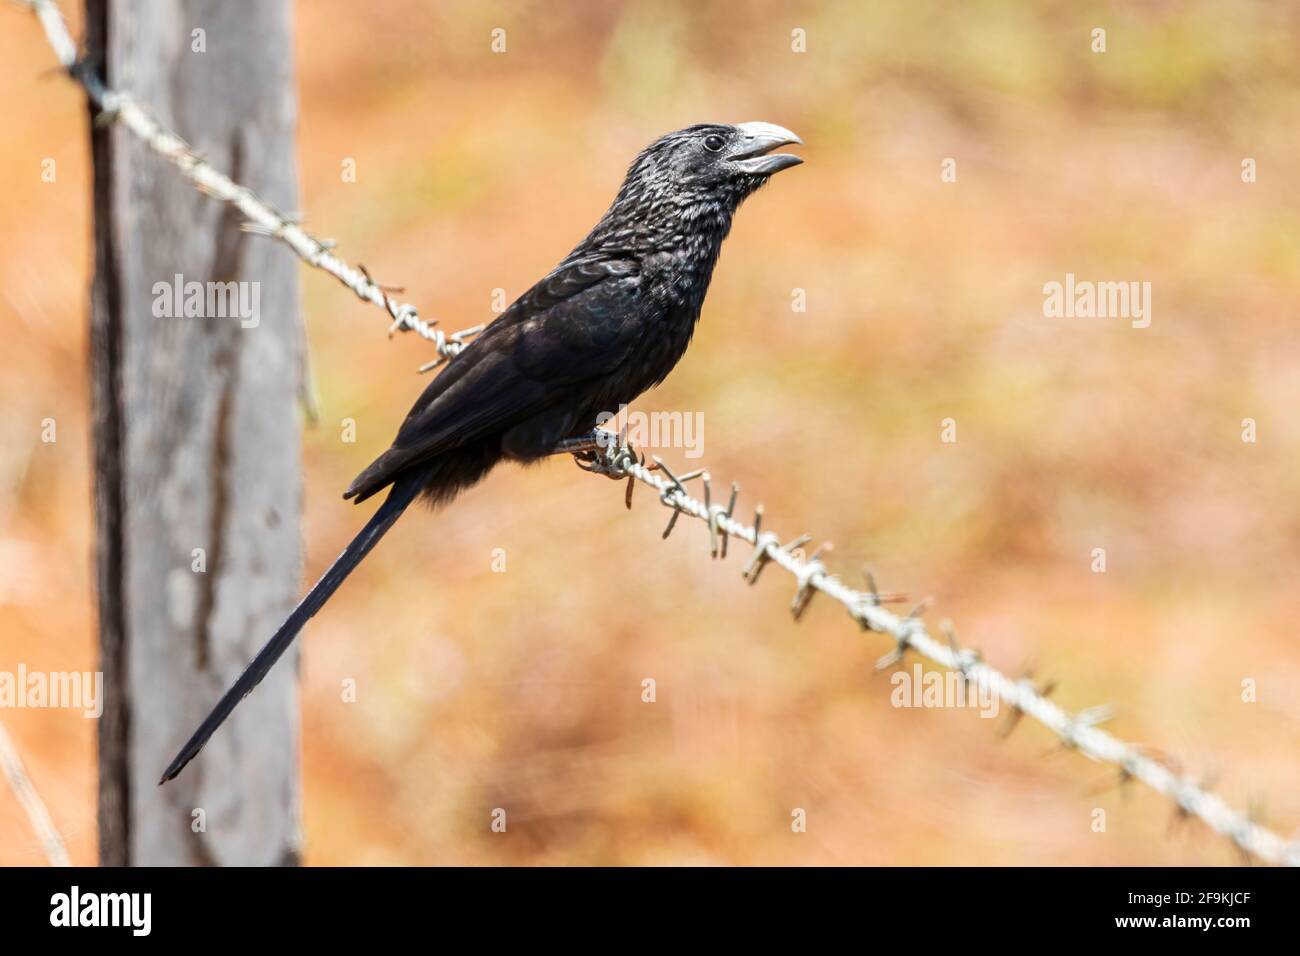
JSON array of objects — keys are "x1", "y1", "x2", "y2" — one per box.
[
  {"x1": 16, "y1": 0, "x2": 1299, "y2": 866},
  {"x1": 0, "y1": 720, "x2": 71, "y2": 866},
  {"x1": 16, "y1": 0, "x2": 480, "y2": 372},
  {"x1": 581, "y1": 445, "x2": 1299, "y2": 865}
]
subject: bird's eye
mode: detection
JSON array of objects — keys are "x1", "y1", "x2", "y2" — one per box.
[{"x1": 702, "y1": 134, "x2": 726, "y2": 153}]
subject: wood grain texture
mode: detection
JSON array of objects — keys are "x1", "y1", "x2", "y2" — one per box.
[{"x1": 88, "y1": 0, "x2": 303, "y2": 866}]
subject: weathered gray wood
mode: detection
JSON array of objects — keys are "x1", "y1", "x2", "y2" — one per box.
[{"x1": 88, "y1": 0, "x2": 303, "y2": 865}]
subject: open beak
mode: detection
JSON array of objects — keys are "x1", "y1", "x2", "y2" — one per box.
[{"x1": 729, "y1": 121, "x2": 804, "y2": 175}]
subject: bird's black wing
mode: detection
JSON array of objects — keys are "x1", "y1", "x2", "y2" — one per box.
[{"x1": 345, "y1": 256, "x2": 644, "y2": 501}]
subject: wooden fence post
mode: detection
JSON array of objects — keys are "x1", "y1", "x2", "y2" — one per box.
[{"x1": 87, "y1": 0, "x2": 303, "y2": 865}]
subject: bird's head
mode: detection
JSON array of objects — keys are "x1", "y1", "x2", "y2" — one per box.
[
  {"x1": 615, "y1": 122, "x2": 803, "y2": 213},
  {"x1": 579, "y1": 122, "x2": 802, "y2": 262}
]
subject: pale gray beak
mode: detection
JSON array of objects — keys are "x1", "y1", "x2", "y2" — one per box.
[{"x1": 729, "y1": 121, "x2": 804, "y2": 175}]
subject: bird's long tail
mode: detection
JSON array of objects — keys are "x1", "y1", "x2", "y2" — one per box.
[{"x1": 159, "y1": 470, "x2": 426, "y2": 784}]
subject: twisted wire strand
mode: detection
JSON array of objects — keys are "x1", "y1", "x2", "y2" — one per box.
[
  {"x1": 15, "y1": 0, "x2": 1299, "y2": 866},
  {"x1": 576, "y1": 442, "x2": 1299, "y2": 867},
  {"x1": 17, "y1": 0, "x2": 478, "y2": 370},
  {"x1": 0, "y1": 720, "x2": 71, "y2": 866}
]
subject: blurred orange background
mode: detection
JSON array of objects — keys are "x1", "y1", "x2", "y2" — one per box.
[{"x1": 1, "y1": 0, "x2": 1298, "y2": 865}]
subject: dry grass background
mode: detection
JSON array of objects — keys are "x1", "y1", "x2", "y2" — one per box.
[{"x1": 1, "y1": 0, "x2": 1299, "y2": 865}]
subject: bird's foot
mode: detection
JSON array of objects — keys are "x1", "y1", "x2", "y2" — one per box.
[
  {"x1": 563, "y1": 428, "x2": 656, "y2": 507},
  {"x1": 569, "y1": 428, "x2": 640, "y2": 477}
]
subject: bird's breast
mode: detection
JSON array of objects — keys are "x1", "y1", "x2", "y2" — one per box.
[{"x1": 640, "y1": 240, "x2": 721, "y2": 309}]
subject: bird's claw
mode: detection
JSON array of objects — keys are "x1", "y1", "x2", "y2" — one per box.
[
  {"x1": 573, "y1": 434, "x2": 641, "y2": 479},
  {"x1": 572, "y1": 432, "x2": 657, "y2": 510}
]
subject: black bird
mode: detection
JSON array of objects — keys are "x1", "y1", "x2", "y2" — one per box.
[{"x1": 161, "y1": 122, "x2": 803, "y2": 783}]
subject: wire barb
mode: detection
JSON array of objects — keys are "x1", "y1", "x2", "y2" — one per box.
[
  {"x1": 594, "y1": 448, "x2": 1300, "y2": 867},
  {"x1": 18, "y1": 0, "x2": 475, "y2": 372}
]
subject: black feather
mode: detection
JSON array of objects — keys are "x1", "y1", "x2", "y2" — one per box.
[
  {"x1": 159, "y1": 469, "x2": 428, "y2": 783},
  {"x1": 162, "y1": 123, "x2": 799, "y2": 782}
]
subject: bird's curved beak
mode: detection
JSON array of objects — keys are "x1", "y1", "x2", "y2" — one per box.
[{"x1": 729, "y1": 122, "x2": 804, "y2": 174}]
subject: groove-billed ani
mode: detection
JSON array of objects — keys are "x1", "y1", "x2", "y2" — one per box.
[{"x1": 161, "y1": 122, "x2": 803, "y2": 783}]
